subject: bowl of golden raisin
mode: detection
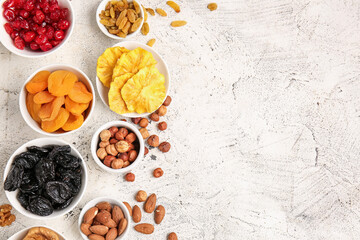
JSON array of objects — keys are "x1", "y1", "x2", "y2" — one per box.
[{"x1": 19, "y1": 64, "x2": 95, "y2": 136}]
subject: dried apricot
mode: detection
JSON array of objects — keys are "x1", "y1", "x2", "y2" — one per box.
[
  {"x1": 48, "y1": 70, "x2": 78, "y2": 97},
  {"x1": 26, "y1": 93, "x2": 41, "y2": 123},
  {"x1": 68, "y1": 82, "x2": 93, "y2": 103},
  {"x1": 26, "y1": 71, "x2": 50, "y2": 94},
  {"x1": 62, "y1": 113, "x2": 84, "y2": 131},
  {"x1": 64, "y1": 96, "x2": 89, "y2": 116},
  {"x1": 41, "y1": 108, "x2": 70, "y2": 133},
  {"x1": 38, "y1": 96, "x2": 65, "y2": 121},
  {"x1": 33, "y1": 91, "x2": 56, "y2": 104}
]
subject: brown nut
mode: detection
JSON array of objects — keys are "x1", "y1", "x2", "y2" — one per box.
[
  {"x1": 104, "y1": 155, "x2": 116, "y2": 167},
  {"x1": 118, "y1": 218, "x2": 127, "y2": 236},
  {"x1": 139, "y1": 128, "x2": 149, "y2": 139},
  {"x1": 153, "y1": 168, "x2": 164, "y2": 178},
  {"x1": 149, "y1": 113, "x2": 159, "y2": 122},
  {"x1": 97, "y1": 148, "x2": 107, "y2": 160},
  {"x1": 115, "y1": 128, "x2": 128, "y2": 140},
  {"x1": 106, "y1": 228, "x2": 118, "y2": 240},
  {"x1": 156, "y1": 105, "x2": 167, "y2": 116},
  {"x1": 123, "y1": 202, "x2": 132, "y2": 216},
  {"x1": 158, "y1": 142, "x2": 171, "y2": 152},
  {"x1": 139, "y1": 118, "x2": 149, "y2": 128},
  {"x1": 95, "y1": 202, "x2": 112, "y2": 212},
  {"x1": 99, "y1": 140, "x2": 110, "y2": 148},
  {"x1": 144, "y1": 193, "x2": 156, "y2": 213},
  {"x1": 111, "y1": 159, "x2": 123, "y2": 169},
  {"x1": 89, "y1": 225, "x2": 109, "y2": 235},
  {"x1": 108, "y1": 126, "x2": 119, "y2": 137},
  {"x1": 144, "y1": 147, "x2": 149, "y2": 155},
  {"x1": 123, "y1": 161, "x2": 130, "y2": 168},
  {"x1": 125, "y1": 172, "x2": 135, "y2": 182},
  {"x1": 119, "y1": 152, "x2": 129, "y2": 161},
  {"x1": 163, "y1": 96, "x2": 172, "y2": 106},
  {"x1": 135, "y1": 190, "x2": 147, "y2": 202},
  {"x1": 131, "y1": 117, "x2": 141, "y2": 124},
  {"x1": 103, "y1": 218, "x2": 117, "y2": 228},
  {"x1": 132, "y1": 205, "x2": 141, "y2": 223},
  {"x1": 83, "y1": 207, "x2": 99, "y2": 224},
  {"x1": 125, "y1": 133, "x2": 137, "y2": 143},
  {"x1": 109, "y1": 138, "x2": 118, "y2": 144},
  {"x1": 147, "y1": 135, "x2": 159, "y2": 147},
  {"x1": 112, "y1": 205, "x2": 124, "y2": 225},
  {"x1": 134, "y1": 223, "x2": 154, "y2": 234},
  {"x1": 95, "y1": 210, "x2": 111, "y2": 225},
  {"x1": 100, "y1": 129, "x2": 111, "y2": 141},
  {"x1": 158, "y1": 122, "x2": 167, "y2": 131},
  {"x1": 168, "y1": 232, "x2": 178, "y2": 240},
  {"x1": 154, "y1": 205, "x2": 165, "y2": 224},
  {"x1": 115, "y1": 140, "x2": 130, "y2": 153},
  {"x1": 106, "y1": 144, "x2": 118, "y2": 156},
  {"x1": 81, "y1": 223, "x2": 92, "y2": 236},
  {"x1": 88, "y1": 234, "x2": 105, "y2": 240},
  {"x1": 128, "y1": 150, "x2": 138, "y2": 162}
]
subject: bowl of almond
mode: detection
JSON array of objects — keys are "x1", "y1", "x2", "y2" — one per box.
[{"x1": 96, "y1": 0, "x2": 144, "y2": 39}]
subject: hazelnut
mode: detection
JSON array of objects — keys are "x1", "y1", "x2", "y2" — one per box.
[
  {"x1": 97, "y1": 148, "x2": 107, "y2": 160},
  {"x1": 158, "y1": 142, "x2": 171, "y2": 153},
  {"x1": 109, "y1": 138, "x2": 118, "y2": 144},
  {"x1": 108, "y1": 126, "x2": 119, "y2": 137},
  {"x1": 131, "y1": 117, "x2": 141, "y2": 124},
  {"x1": 123, "y1": 161, "x2": 130, "y2": 168},
  {"x1": 149, "y1": 113, "x2": 159, "y2": 122},
  {"x1": 106, "y1": 144, "x2": 118, "y2": 156},
  {"x1": 135, "y1": 190, "x2": 147, "y2": 202},
  {"x1": 139, "y1": 128, "x2": 149, "y2": 139},
  {"x1": 125, "y1": 133, "x2": 137, "y2": 143},
  {"x1": 163, "y1": 96, "x2": 172, "y2": 106},
  {"x1": 144, "y1": 147, "x2": 149, "y2": 155},
  {"x1": 115, "y1": 140, "x2": 130, "y2": 153},
  {"x1": 100, "y1": 129, "x2": 111, "y2": 141},
  {"x1": 139, "y1": 118, "x2": 149, "y2": 128},
  {"x1": 156, "y1": 105, "x2": 167, "y2": 116},
  {"x1": 103, "y1": 155, "x2": 115, "y2": 167},
  {"x1": 147, "y1": 135, "x2": 160, "y2": 147},
  {"x1": 153, "y1": 168, "x2": 164, "y2": 178},
  {"x1": 125, "y1": 173, "x2": 135, "y2": 182},
  {"x1": 119, "y1": 152, "x2": 129, "y2": 162},
  {"x1": 128, "y1": 150, "x2": 138, "y2": 162},
  {"x1": 158, "y1": 122, "x2": 167, "y2": 131},
  {"x1": 111, "y1": 159, "x2": 124, "y2": 169},
  {"x1": 99, "y1": 140, "x2": 110, "y2": 148},
  {"x1": 115, "y1": 128, "x2": 128, "y2": 140},
  {"x1": 128, "y1": 143, "x2": 135, "y2": 151},
  {"x1": 121, "y1": 119, "x2": 127, "y2": 122}
]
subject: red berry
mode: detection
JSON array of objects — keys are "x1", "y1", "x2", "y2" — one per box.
[
  {"x1": 44, "y1": 14, "x2": 51, "y2": 24},
  {"x1": 54, "y1": 29, "x2": 64, "y2": 40},
  {"x1": 58, "y1": 19, "x2": 69, "y2": 30},
  {"x1": 14, "y1": 0, "x2": 26, "y2": 9},
  {"x1": 36, "y1": 26, "x2": 46, "y2": 35},
  {"x1": 34, "y1": 3, "x2": 40, "y2": 10},
  {"x1": 35, "y1": 34, "x2": 47, "y2": 45},
  {"x1": 4, "y1": 23, "x2": 14, "y2": 34},
  {"x1": 20, "y1": 19, "x2": 29, "y2": 29},
  {"x1": 11, "y1": 19, "x2": 21, "y2": 30},
  {"x1": 45, "y1": 25, "x2": 54, "y2": 39},
  {"x1": 19, "y1": 9, "x2": 29, "y2": 18},
  {"x1": 10, "y1": 31, "x2": 19, "y2": 39},
  {"x1": 40, "y1": 42, "x2": 52, "y2": 51},
  {"x1": 49, "y1": 4, "x2": 59, "y2": 12},
  {"x1": 50, "y1": 40, "x2": 60, "y2": 46},
  {"x1": 51, "y1": 22, "x2": 58, "y2": 29},
  {"x1": 29, "y1": 41, "x2": 39, "y2": 50},
  {"x1": 49, "y1": 0, "x2": 58, "y2": 5},
  {"x1": 14, "y1": 36, "x2": 25, "y2": 49},
  {"x1": 33, "y1": 10, "x2": 45, "y2": 23},
  {"x1": 29, "y1": 22, "x2": 38, "y2": 31},
  {"x1": 23, "y1": 31, "x2": 36, "y2": 42},
  {"x1": 3, "y1": 0, "x2": 15, "y2": 9},
  {"x1": 3, "y1": 9, "x2": 16, "y2": 22},
  {"x1": 49, "y1": 9, "x2": 59, "y2": 21},
  {"x1": 59, "y1": 8, "x2": 68, "y2": 19},
  {"x1": 23, "y1": 1, "x2": 34, "y2": 11}
]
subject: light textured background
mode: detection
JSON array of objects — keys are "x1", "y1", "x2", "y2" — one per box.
[{"x1": 1, "y1": 0, "x2": 360, "y2": 239}]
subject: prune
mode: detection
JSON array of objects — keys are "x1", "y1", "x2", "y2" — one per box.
[
  {"x1": 53, "y1": 197, "x2": 73, "y2": 210},
  {"x1": 17, "y1": 192, "x2": 30, "y2": 209},
  {"x1": 35, "y1": 158, "x2": 55, "y2": 186},
  {"x1": 21, "y1": 170, "x2": 34, "y2": 185},
  {"x1": 45, "y1": 181, "x2": 72, "y2": 204},
  {"x1": 4, "y1": 164, "x2": 24, "y2": 191},
  {"x1": 48, "y1": 145, "x2": 71, "y2": 160},
  {"x1": 55, "y1": 153, "x2": 80, "y2": 169},
  {"x1": 20, "y1": 180, "x2": 40, "y2": 194},
  {"x1": 27, "y1": 146, "x2": 49, "y2": 157},
  {"x1": 28, "y1": 196, "x2": 53, "y2": 216},
  {"x1": 14, "y1": 152, "x2": 39, "y2": 169}
]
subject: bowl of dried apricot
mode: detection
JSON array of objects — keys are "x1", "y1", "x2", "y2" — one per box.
[{"x1": 19, "y1": 64, "x2": 95, "y2": 136}]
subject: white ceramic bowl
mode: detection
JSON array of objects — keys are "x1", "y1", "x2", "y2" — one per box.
[
  {"x1": 3, "y1": 138, "x2": 88, "y2": 220},
  {"x1": 96, "y1": 41, "x2": 171, "y2": 118},
  {"x1": 8, "y1": 225, "x2": 66, "y2": 240},
  {"x1": 19, "y1": 64, "x2": 95, "y2": 137},
  {"x1": 91, "y1": 121, "x2": 144, "y2": 173},
  {"x1": 0, "y1": 0, "x2": 75, "y2": 58},
  {"x1": 96, "y1": 0, "x2": 144, "y2": 40},
  {"x1": 78, "y1": 197, "x2": 131, "y2": 240}
]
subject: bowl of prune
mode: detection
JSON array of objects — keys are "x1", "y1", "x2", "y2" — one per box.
[{"x1": 3, "y1": 138, "x2": 87, "y2": 219}]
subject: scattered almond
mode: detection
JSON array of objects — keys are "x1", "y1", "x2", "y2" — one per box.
[
  {"x1": 132, "y1": 205, "x2": 142, "y2": 223},
  {"x1": 166, "y1": 1, "x2": 180, "y2": 13},
  {"x1": 168, "y1": 232, "x2": 178, "y2": 240},
  {"x1": 134, "y1": 223, "x2": 154, "y2": 234},
  {"x1": 156, "y1": 8, "x2": 167, "y2": 17},
  {"x1": 147, "y1": 38, "x2": 156, "y2": 47},
  {"x1": 154, "y1": 205, "x2": 165, "y2": 224},
  {"x1": 144, "y1": 193, "x2": 157, "y2": 213},
  {"x1": 207, "y1": 3, "x2": 218, "y2": 11},
  {"x1": 171, "y1": 20, "x2": 187, "y2": 27}
]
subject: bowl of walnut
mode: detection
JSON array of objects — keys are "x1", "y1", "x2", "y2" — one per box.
[{"x1": 96, "y1": 0, "x2": 144, "y2": 40}]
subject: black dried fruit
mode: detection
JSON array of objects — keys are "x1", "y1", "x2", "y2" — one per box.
[
  {"x1": 27, "y1": 146, "x2": 49, "y2": 157},
  {"x1": 53, "y1": 197, "x2": 73, "y2": 210},
  {"x1": 17, "y1": 191, "x2": 30, "y2": 209},
  {"x1": 45, "y1": 181, "x2": 72, "y2": 204},
  {"x1": 20, "y1": 179, "x2": 40, "y2": 194},
  {"x1": 55, "y1": 153, "x2": 80, "y2": 169},
  {"x1": 4, "y1": 164, "x2": 24, "y2": 191},
  {"x1": 35, "y1": 158, "x2": 55, "y2": 186},
  {"x1": 28, "y1": 196, "x2": 53, "y2": 216},
  {"x1": 14, "y1": 152, "x2": 39, "y2": 169}
]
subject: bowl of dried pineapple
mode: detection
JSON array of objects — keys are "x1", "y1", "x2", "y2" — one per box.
[{"x1": 96, "y1": 41, "x2": 170, "y2": 117}]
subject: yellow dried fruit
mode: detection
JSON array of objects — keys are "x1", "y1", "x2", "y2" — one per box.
[
  {"x1": 118, "y1": 17, "x2": 128, "y2": 30},
  {"x1": 122, "y1": 21, "x2": 131, "y2": 34},
  {"x1": 133, "y1": 1, "x2": 141, "y2": 14},
  {"x1": 110, "y1": 7, "x2": 115, "y2": 18},
  {"x1": 130, "y1": 17, "x2": 142, "y2": 32},
  {"x1": 108, "y1": 73, "x2": 134, "y2": 115},
  {"x1": 166, "y1": 1, "x2": 180, "y2": 13},
  {"x1": 147, "y1": 38, "x2": 156, "y2": 47},
  {"x1": 156, "y1": 8, "x2": 167, "y2": 17},
  {"x1": 127, "y1": 9, "x2": 136, "y2": 23},
  {"x1": 116, "y1": 9, "x2": 127, "y2": 26},
  {"x1": 142, "y1": 5, "x2": 148, "y2": 21},
  {"x1": 171, "y1": 20, "x2": 187, "y2": 27},
  {"x1": 117, "y1": 32, "x2": 127, "y2": 38},
  {"x1": 146, "y1": 8, "x2": 155, "y2": 16},
  {"x1": 207, "y1": 3, "x2": 218, "y2": 11},
  {"x1": 141, "y1": 22, "x2": 149, "y2": 35}
]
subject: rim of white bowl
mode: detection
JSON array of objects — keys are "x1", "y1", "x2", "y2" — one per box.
[
  {"x1": 91, "y1": 121, "x2": 144, "y2": 173},
  {"x1": 3, "y1": 138, "x2": 88, "y2": 220},
  {"x1": 8, "y1": 225, "x2": 66, "y2": 240},
  {"x1": 0, "y1": 0, "x2": 75, "y2": 58},
  {"x1": 95, "y1": 40, "x2": 171, "y2": 118},
  {"x1": 19, "y1": 64, "x2": 95, "y2": 137}
]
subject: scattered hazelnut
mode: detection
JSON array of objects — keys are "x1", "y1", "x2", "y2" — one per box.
[
  {"x1": 131, "y1": 117, "x2": 141, "y2": 124},
  {"x1": 104, "y1": 155, "x2": 115, "y2": 167},
  {"x1": 111, "y1": 159, "x2": 124, "y2": 169},
  {"x1": 99, "y1": 140, "x2": 110, "y2": 148},
  {"x1": 163, "y1": 96, "x2": 172, "y2": 106},
  {"x1": 97, "y1": 148, "x2": 107, "y2": 160},
  {"x1": 158, "y1": 122, "x2": 167, "y2": 131},
  {"x1": 139, "y1": 128, "x2": 150, "y2": 139},
  {"x1": 139, "y1": 118, "x2": 149, "y2": 128},
  {"x1": 108, "y1": 126, "x2": 119, "y2": 137},
  {"x1": 135, "y1": 190, "x2": 147, "y2": 202},
  {"x1": 115, "y1": 128, "x2": 128, "y2": 140},
  {"x1": 106, "y1": 144, "x2": 118, "y2": 156},
  {"x1": 125, "y1": 133, "x2": 137, "y2": 143},
  {"x1": 115, "y1": 140, "x2": 130, "y2": 153},
  {"x1": 147, "y1": 135, "x2": 160, "y2": 147},
  {"x1": 119, "y1": 152, "x2": 129, "y2": 162},
  {"x1": 100, "y1": 129, "x2": 111, "y2": 141},
  {"x1": 125, "y1": 173, "x2": 135, "y2": 182},
  {"x1": 149, "y1": 113, "x2": 159, "y2": 122},
  {"x1": 153, "y1": 168, "x2": 164, "y2": 178},
  {"x1": 156, "y1": 105, "x2": 167, "y2": 116},
  {"x1": 109, "y1": 138, "x2": 118, "y2": 144},
  {"x1": 123, "y1": 161, "x2": 130, "y2": 168},
  {"x1": 128, "y1": 150, "x2": 138, "y2": 162},
  {"x1": 144, "y1": 147, "x2": 149, "y2": 155},
  {"x1": 158, "y1": 142, "x2": 171, "y2": 152},
  {"x1": 121, "y1": 119, "x2": 127, "y2": 122}
]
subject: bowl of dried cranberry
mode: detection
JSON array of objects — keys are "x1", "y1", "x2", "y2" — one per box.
[{"x1": 0, "y1": 0, "x2": 74, "y2": 57}]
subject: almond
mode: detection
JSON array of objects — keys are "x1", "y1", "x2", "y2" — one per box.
[
  {"x1": 95, "y1": 210, "x2": 111, "y2": 225},
  {"x1": 154, "y1": 205, "x2": 165, "y2": 224},
  {"x1": 112, "y1": 205, "x2": 124, "y2": 225},
  {"x1": 168, "y1": 232, "x2": 178, "y2": 240},
  {"x1": 90, "y1": 225, "x2": 109, "y2": 235},
  {"x1": 80, "y1": 223, "x2": 92, "y2": 236},
  {"x1": 144, "y1": 193, "x2": 156, "y2": 213},
  {"x1": 88, "y1": 234, "x2": 105, "y2": 240},
  {"x1": 96, "y1": 202, "x2": 112, "y2": 212},
  {"x1": 83, "y1": 207, "x2": 99, "y2": 224},
  {"x1": 134, "y1": 223, "x2": 154, "y2": 234},
  {"x1": 105, "y1": 228, "x2": 117, "y2": 240},
  {"x1": 132, "y1": 205, "x2": 141, "y2": 223},
  {"x1": 103, "y1": 218, "x2": 117, "y2": 228},
  {"x1": 123, "y1": 202, "x2": 132, "y2": 216},
  {"x1": 118, "y1": 217, "x2": 128, "y2": 236}
]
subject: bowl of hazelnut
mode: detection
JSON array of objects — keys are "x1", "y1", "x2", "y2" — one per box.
[{"x1": 91, "y1": 121, "x2": 144, "y2": 173}]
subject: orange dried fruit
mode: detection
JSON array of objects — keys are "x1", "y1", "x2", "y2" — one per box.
[
  {"x1": 62, "y1": 113, "x2": 84, "y2": 131},
  {"x1": 26, "y1": 93, "x2": 41, "y2": 123},
  {"x1": 41, "y1": 107, "x2": 70, "y2": 133},
  {"x1": 68, "y1": 82, "x2": 93, "y2": 103},
  {"x1": 166, "y1": 1, "x2": 180, "y2": 13},
  {"x1": 207, "y1": 3, "x2": 218, "y2": 11},
  {"x1": 26, "y1": 71, "x2": 50, "y2": 94},
  {"x1": 170, "y1": 20, "x2": 187, "y2": 27},
  {"x1": 64, "y1": 96, "x2": 89, "y2": 116},
  {"x1": 147, "y1": 39, "x2": 156, "y2": 47},
  {"x1": 156, "y1": 8, "x2": 167, "y2": 17},
  {"x1": 33, "y1": 91, "x2": 56, "y2": 104},
  {"x1": 48, "y1": 70, "x2": 78, "y2": 97},
  {"x1": 38, "y1": 96, "x2": 65, "y2": 121}
]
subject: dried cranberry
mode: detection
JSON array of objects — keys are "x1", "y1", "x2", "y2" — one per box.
[
  {"x1": 34, "y1": 3, "x2": 40, "y2": 10},
  {"x1": 11, "y1": 20, "x2": 21, "y2": 30},
  {"x1": 4, "y1": 23, "x2": 14, "y2": 34},
  {"x1": 3, "y1": 0, "x2": 15, "y2": 9},
  {"x1": 29, "y1": 22, "x2": 39, "y2": 31},
  {"x1": 29, "y1": 41, "x2": 39, "y2": 50},
  {"x1": 23, "y1": 31, "x2": 36, "y2": 42},
  {"x1": 50, "y1": 40, "x2": 60, "y2": 46},
  {"x1": 40, "y1": 42, "x2": 52, "y2": 51},
  {"x1": 10, "y1": 31, "x2": 19, "y2": 39},
  {"x1": 19, "y1": 29, "x2": 26, "y2": 38},
  {"x1": 51, "y1": 22, "x2": 58, "y2": 29},
  {"x1": 14, "y1": 0, "x2": 26, "y2": 9},
  {"x1": 33, "y1": 10, "x2": 45, "y2": 23},
  {"x1": 49, "y1": 9, "x2": 60, "y2": 21},
  {"x1": 45, "y1": 26, "x2": 54, "y2": 39},
  {"x1": 23, "y1": 1, "x2": 34, "y2": 11},
  {"x1": 20, "y1": 19, "x2": 29, "y2": 29},
  {"x1": 19, "y1": 9, "x2": 29, "y2": 18},
  {"x1": 49, "y1": 4, "x2": 59, "y2": 12},
  {"x1": 35, "y1": 34, "x2": 47, "y2": 45},
  {"x1": 44, "y1": 14, "x2": 51, "y2": 24},
  {"x1": 14, "y1": 36, "x2": 25, "y2": 49},
  {"x1": 3, "y1": 9, "x2": 16, "y2": 22},
  {"x1": 36, "y1": 26, "x2": 46, "y2": 35},
  {"x1": 59, "y1": 8, "x2": 68, "y2": 19},
  {"x1": 57, "y1": 19, "x2": 69, "y2": 30},
  {"x1": 49, "y1": 0, "x2": 58, "y2": 5},
  {"x1": 53, "y1": 30, "x2": 63, "y2": 40}
]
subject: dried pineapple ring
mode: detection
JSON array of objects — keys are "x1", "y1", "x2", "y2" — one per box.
[
  {"x1": 121, "y1": 66, "x2": 166, "y2": 114},
  {"x1": 97, "y1": 46, "x2": 129, "y2": 87},
  {"x1": 112, "y1": 47, "x2": 157, "y2": 80},
  {"x1": 108, "y1": 73, "x2": 134, "y2": 115}
]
